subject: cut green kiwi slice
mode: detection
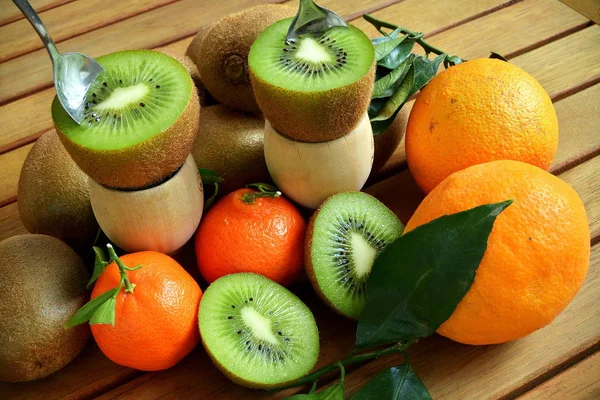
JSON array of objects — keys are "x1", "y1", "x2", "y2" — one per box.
[
  {"x1": 250, "y1": 19, "x2": 373, "y2": 92},
  {"x1": 51, "y1": 50, "x2": 199, "y2": 189},
  {"x1": 306, "y1": 192, "x2": 404, "y2": 319},
  {"x1": 249, "y1": 18, "x2": 375, "y2": 142},
  {"x1": 199, "y1": 273, "x2": 319, "y2": 389},
  {"x1": 52, "y1": 50, "x2": 191, "y2": 151}
]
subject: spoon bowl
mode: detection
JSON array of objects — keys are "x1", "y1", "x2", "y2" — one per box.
[{"x1": 287, "y1": 0, "x2": 347, "y2": 40}]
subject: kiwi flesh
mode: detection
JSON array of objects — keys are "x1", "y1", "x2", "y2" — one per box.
[
  {"x1": 192, "y1": 105, "x2": 270, "y2": 194},
  {"x1": 188, "y1": 4, "x2": 296, "y2": 114},
  {"x1": 0, "y1": 234, "x2": 90, "y2": 382},
  {"x1": 18, "y1": 130, "x2": 98, "y2": 251},
  {"x1": 249, "y1": 19, "x2": 376, "y2": 142},
  {"x1": 306, "y1": 192, "x2": 404, "y2": 319},
  {"x1": 199, "y1": 273, "x2": 319, "y2": 389},
  {"x1": 52, "y1": 50, "x2": 199, "y2": 190}
]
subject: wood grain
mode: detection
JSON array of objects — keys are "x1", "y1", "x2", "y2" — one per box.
[
  {"x1": 0, "y1": 202, "x2": 26, "y2": 241},
  {"x1": 0, "y1": 0, "x2": 73, "y2": 27},
  {"x1": 336, "y1": 242, "x2": 600, "y2": 399},
  {"x1": 0, "y1": 0, "x2": 179, "y2": 63},
  {"x1": 517, "y1": 351, "x2": 600, "y2": 399},
  {"x1": 0, "y1": 143, "x2": 31, "y2": 207},
  {"x1": 561, "y1": 0, "x2": 600, "y2": 25}
]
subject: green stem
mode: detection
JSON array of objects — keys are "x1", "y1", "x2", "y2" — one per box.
[
  {"x1": 271, "y1": 340, "x2": 415, "y2": 392},
  {"x1": 106, "y1": 244, "x2": 136, "y2": 293},
  {"x1": 364, "y1": 14, "x2": 454, "y2": 57}
]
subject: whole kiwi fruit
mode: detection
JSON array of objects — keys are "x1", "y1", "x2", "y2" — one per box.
[
  {"x1": 192, "y1": 105, "x2": 270, "y2": 194},
  {"x1": 186, "y1": 4, "x2": 296, "y2": 113},
  {"x1": 18, "y1": 129, "x2": 99, "y2": 251},
  {"x1": 0, "y1": 234, "x2": 90, "y2": 382}
]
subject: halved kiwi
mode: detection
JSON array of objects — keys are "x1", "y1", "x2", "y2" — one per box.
[
  {"x1": 187, "y1": 4, "x2": 296, "y2": 113},
  {"x1": 249, "y1": 19, "x2": 375, "y2": 142},
  {"x1": 199, "y1": 273, "x2": 319, "y2": 389},
  {"x1": 306, "y1": 192, "x2": 404, "y2": 319},
  {"x1": 52, "y1": 50, "x2": 199, "y2": 189}
]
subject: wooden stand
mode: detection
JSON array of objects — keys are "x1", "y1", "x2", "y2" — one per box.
[
  {"x1": 263, "y1": 113, "x2": 374, "y2": 209},
  {"x1": 88, "y1": 154, "x2": 203, "y2": 254}
]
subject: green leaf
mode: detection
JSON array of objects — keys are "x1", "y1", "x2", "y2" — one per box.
[
  {"x1": 408, "y1": 53, "x2": 446, "y2": 99},
  {"x1": 445, "y1": 55, "x2": 463, "y2": 67},
  {"x1": 65, "y1": 288, "x2": 118, "y2": 328},
  {"x1": 489, "y1": 51, "x2": 508, "y2": 61},
  {"x1": 350, "y1": 364, "x2": 431, "y2": 400},
  {"x1": 198, "y1": 168, "x2": 223, "y2": 186},
  {"x1": 370, "y1": 63, "x2": 414, "y2": 122},
  {"x1": 90, "y1": 294, "x2": 117, "y2": 326},
  {"x1": 204, "y1": 182, "x2": 219, "y2": 211},
  {"x1": 374, "y1": 36, "x2": 406, "y2": 61},
  {"x1": 372, "y1": 27, "x2": 401, "y2": 43},
  {"x1": 285, "y1": 384, "x2": 344, "y2": 400},
  {"x1": 372, "y1": 56, "x2": 413, "y2": 99},
  {"x1": 355, "y1": 200, "x2": 512, "y2": 349},
  {"x1": 247, "y1": 182, "x2": 279, "y2": 193},
  {"x1": 87, "y1": 246, "x2": 110, "y2": 288},
  {"x1": 378, "y1": 38, "x2": 416, "y2": 70}
]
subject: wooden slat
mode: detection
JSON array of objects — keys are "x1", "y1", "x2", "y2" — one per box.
[
  {"x1": 351, "y1": 0, "x2": 512, "y2": 38},
  {"x1": 419, "y1": 0, "x2": 589, "y2": 60},
  {"x1": 517, "y1": 352, "x2": 600, "y2": 399},
  {"x1": 0, "y1": 0, "x2": 284, "y2": 105},
  {"x1": 0, "y1": 144, "x2": 31, "y2": 207},
  {"x1": 0, "y1": 0, "x2": 73, "y2": 27},
  {"x1": 339, "y1": 241, "x2": 600, "y2": 399},
  {"x1": 0, "y1": 202, "x2": 26, "y2": 242},
  {"x1": 0, "y1": 0, "x2": 179, "y2": 63},
  {"x1": 561, "y1": 0, "x2": 600, "y2": 25}
]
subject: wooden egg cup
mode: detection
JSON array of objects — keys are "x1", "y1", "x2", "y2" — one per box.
[
  {"x1": 264, "y1": 113, "x2": 374, "y2": 209},
  {"x1": 89, "y1": 154, "x2": 203, "y2": 254}
]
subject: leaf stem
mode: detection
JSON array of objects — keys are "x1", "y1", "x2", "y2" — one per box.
[
  {"x1": 106, "y1": 244, "x2": 136, "y2": 293},
  {"x1": 271, "y1": 340, "x2": 415, "y2": 392},
  {"x1": 363, "y1": 14, "x2": 455, "y2": 58}
]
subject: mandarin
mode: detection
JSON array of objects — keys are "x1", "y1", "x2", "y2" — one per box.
[
  {"x1": 195, "y1": 188, "x2": 306, "y2": 286},
  {"x1": 91, "y1": 251, "x2": 202, "y2": 371},
  {"x1": 405, "y1": 160, "x2": 589, "y2": 345},
  {"x1": 405, "y1": 58, "x2": 558, "y2": 193}
]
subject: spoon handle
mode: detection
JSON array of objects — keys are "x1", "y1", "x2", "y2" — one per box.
[{"x1": 12, "y1": 0, "x2": 61, "y2": 62}]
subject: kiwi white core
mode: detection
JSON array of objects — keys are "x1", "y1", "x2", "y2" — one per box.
[
  {"x1": 350, "y1": 232, "x2": 377, "y2": 278},
  {"x1": 94, "y1": 83, "x2": 149, "y2": 110},
  {"x1": 296, "y1": 38, "x2": 333, "y2": 63},
  {"x1": 241, "y1": 307, "x2": 278, "y2": 345}
]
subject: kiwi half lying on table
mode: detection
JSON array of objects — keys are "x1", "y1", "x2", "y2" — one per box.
[
  {"x1": 187, "y1": 4, "x2": 296, "y2": 114},
  {"x1": 52, "y1": 50, "x2": 199, "y2": 189},
  {"x1": 306, "y1": 192, "x2": 404, "y2": 319},
  {"x1": 249, "y1": 19, "x2": 375, "y2": 142},
  {"x1": 199, "y1": 273, "x2": 319, "y2": 389}
]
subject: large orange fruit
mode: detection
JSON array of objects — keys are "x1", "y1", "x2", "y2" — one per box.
[
  {"x1": 91, "y1": 251, "x2": 202, "y2": 371},
  {"x1": 405, "y1": 160, "x2": 589, "y2": 345},
  {"x1": 405, "y1": 58, "x2": 559, "y2": 193},
  {"x1": 195, "y1": 188, "x2": 306, "y2": 286}
]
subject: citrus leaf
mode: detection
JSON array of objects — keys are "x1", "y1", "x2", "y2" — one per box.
[
  {"x1": 372, "y1": 27, "x2": 402, "y2": 42},
  {"x1": 247, "y1": 182, "x2": 279, "y2": 193},
  {"x1": 65, "y1": 288, "x2": 118, "y2": 328},
  {"x1": 378, "y1": 38, "x2": 416, "y2": 70},
  {"x1": 198, "y1": 168, "x2": 223, "y2": 186},
  {"x1": 374, "y1": 36, "x2": 406, "y2": 61},
  {"x1": 489, "y1": 51, "x2": 507, "y2": 61},
  {"x1": 87, "y1": 246, "x2": 109, "y2": 288},
  {"x1": 356, "y1": 200, "x2": 512, "y2": 349},
  {"x1": 350, "y1": 364, "x2": 431, "y2": 400},
  {"x1": 372, "y1": 56, "x2": 413, "y2": 99},
  {"x1": 90, "y1": 294, "x2": 117, "y2": 326},
  {"x1": 370, "y1": 64, "x2": 414, "y2": 122},
  {"x1": 408, "y1": 53, "x2": 446, "y2": 99},
  {"x1": 285, "y1": 383, "x2": 344, "y2": 400}
]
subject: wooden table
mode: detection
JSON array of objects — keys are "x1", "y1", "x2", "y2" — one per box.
[{"x1": 0, "y1": 0, "x2": 599, "y2": 398}]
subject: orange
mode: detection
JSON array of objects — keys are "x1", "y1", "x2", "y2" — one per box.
[
  {"x1": 405, "y1": 58, "x2": 558, "y2": 193},
  {"x1": 91, "y1": 251, "x2": 202, "y2": 371},
  {"x1": 195, "y1": 188, "x2": 306, "y2": 286},
  {"x1": 405, "y1": 160, "x2": 589, "y2": 345}
]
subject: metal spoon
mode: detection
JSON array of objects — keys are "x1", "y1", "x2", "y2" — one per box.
[
  {"x1": 286, "y1": 0, "x2": 347, "y2": 40},
  {"x1": 13, "y1": 0, "x2": 103, "y2": 124}
]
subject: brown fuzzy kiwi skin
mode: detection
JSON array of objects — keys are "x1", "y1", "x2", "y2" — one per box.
[
  {"x1": 371, "y1": 106, "x2": 409, "y2": 175},
  {"x1": 190, "y1": 4, "x2": 296, "y2": 114},
  {"x1": 18, "y1": 130, "x2": 98, "y2": 251},
  {"x1": 0, "y1": 234, "x2": 90, "y2": 382},
  {"x1": 55, "y1": 85, "x2": 200, "y2": 190},
  {"x1": 304, "y1": 200, "x2": 357, "y2": 320},
  {"x1": 251, "y1": 60, "x2": 376, "y2": 143},
  {"x1": 192, "y1": 105, "x2": 270, "y2": 194}
]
